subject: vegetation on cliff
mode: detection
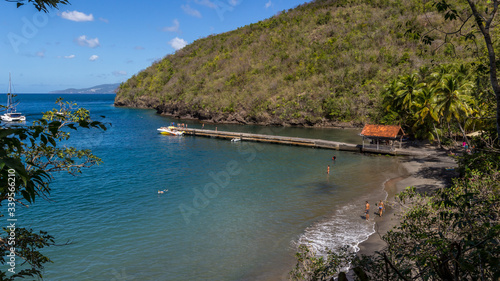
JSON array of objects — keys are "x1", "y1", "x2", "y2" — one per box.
[{"x1": 115, "y1": 0, "x2": 478, "y2": 126}]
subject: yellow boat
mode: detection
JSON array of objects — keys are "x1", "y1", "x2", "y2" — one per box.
[{"x1": 157, "y1": 126, "x2": 184, "y2": 136}]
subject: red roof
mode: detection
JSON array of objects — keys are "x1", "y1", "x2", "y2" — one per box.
[{"x1": 360, "y1": 124, "x2": 405, "y2": 139}]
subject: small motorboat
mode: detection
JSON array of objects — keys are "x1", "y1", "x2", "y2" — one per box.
[
  {"x1": 231, "y1": 137, "x2": 241, "y2": 142},
  {"x1": 157, "y1": 126, "x2": 184, "y2": 136}
]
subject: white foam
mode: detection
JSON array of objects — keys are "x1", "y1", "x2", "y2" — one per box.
[{"x1": 296, "y1": 204, "x2": 375, "y2": 256}]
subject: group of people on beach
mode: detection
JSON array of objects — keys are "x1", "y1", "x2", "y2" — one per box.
[{"x1": 364, "y1": 200, "x2": 385, "y2": 220}]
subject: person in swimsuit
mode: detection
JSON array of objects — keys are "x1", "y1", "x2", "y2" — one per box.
[
  {"x1": 365, "y1": 201, "x2": 370, "y2": 220},
  {"x1": 378, "y1": 200, "x2": 385, "y2": 217}
]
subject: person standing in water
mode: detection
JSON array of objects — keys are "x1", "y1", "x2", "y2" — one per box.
[
  {"x1": 365, "y1": 201, "x2": 370, "y2": 220},
  {"x1": 327, "y1": 165, "x2": 330, "y2": 174},
  {"x1": 378, "y1": 200, "x2": 385, "y2": 217}
]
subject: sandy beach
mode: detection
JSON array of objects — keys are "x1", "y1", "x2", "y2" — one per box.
[{"x1": 357, "y1": 146, "x2": 459, "y2": 256}]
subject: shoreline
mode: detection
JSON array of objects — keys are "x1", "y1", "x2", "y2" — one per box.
[
  {"x1": 114, "y1": 102, "x2": 363, "y2": 129},
  {"x1": 356, "y1": 147, "x2": 459, "y2": 256}
]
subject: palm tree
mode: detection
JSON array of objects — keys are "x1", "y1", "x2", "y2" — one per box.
[
  {"x1": 413, "y1": 86, "x2": 440, "y2": 142},
  {"x1": 430, "y1": 64, "x2": 454, "y2": 85},
  {"x1": 435, "y1": 76, "x2": 474, "y2": 143},
  {"x1": 395, "y1": 73, "x2": 422, "y2": 114}
]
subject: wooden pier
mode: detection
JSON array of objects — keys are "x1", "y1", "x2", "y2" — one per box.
[{"x1": 179, "y1": 128, "x2": 429, "y2": 157}]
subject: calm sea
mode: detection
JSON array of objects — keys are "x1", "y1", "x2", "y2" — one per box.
[{"x1": 3, "y1": 94, "x2": 404, "y2": 280}]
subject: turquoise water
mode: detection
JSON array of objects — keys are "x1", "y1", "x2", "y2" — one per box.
[{"x1": 3, "y1": 94, "x2": 403, "y2": 280}]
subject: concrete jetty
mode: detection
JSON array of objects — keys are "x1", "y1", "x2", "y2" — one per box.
[{"x1": 178, "y1": 128, "x2": 430, "y2": 157}]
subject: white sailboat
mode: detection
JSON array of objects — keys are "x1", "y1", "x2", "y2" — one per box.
[{"x1": 1, "y1": 74, "x2": 25, "y2": 122}]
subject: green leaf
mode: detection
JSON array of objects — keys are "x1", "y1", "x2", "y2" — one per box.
[
  {"x1": 48, "y1": 121, "x2": 62, "y2": 135},
  {"x1": 0, "y1": 128, "x2": 18, "y2": 138}
]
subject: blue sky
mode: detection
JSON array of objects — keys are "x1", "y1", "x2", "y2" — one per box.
[{"x1": 0, "y1": 0, "x2": 310, "y2": 93}]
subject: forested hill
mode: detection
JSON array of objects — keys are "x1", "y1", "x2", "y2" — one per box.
[{"x1": 114, "y1": 0, "x2": 470, "y2": 127}]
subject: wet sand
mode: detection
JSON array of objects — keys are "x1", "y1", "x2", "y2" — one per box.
[{"x1": 357, "y1": 147, "x2": 459, "y2": 255}]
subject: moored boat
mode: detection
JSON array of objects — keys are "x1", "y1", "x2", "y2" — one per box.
[
  {"x1": 1, "y1": 74, "x2": 25, "y2": 122},
  {"x1": 157, "y1": 126, "x2": 184, "y2": 136}
]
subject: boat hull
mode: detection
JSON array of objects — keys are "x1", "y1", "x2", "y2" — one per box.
[
  {"x1": 1, "y1": 114, "x2": 26, "y2": 122},
  {"x1": 157, "y1": 127, "x2": 183, "y2": 136}
]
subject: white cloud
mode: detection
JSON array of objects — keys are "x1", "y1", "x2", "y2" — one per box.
[
  {"x1": 182, "y1": 5, "x2": 202, "y2": 18},
  {"x1": 99, "y1": 17, "x2": 109, "y2": 23},
  {"x1": 228, "y1": 0, "x2": 240, "y2": 6},
  {"x1": 36, "y1": 51, "x2": 45, "y2": 58},
  {"x1": 75, "y1": 35, "x2": 100, "y2": 48},
  {"x1": 64, "y1": 54, "x2": 75, "y2": 59},
  {"x1": 265, "y1": 0, "x2": 272, "y2": 9},
  {"x1": 60, "y1": 10, "x2": 94, "y2": 22},
  {"x1": 113, "y1": 70, "x2": 127, "y2": 76},
  {"x1": 89, "y1": 55, "x2": 99, "y2": 61},
  {"x1": 169, "y1": 37, "x2": 187, "y2": 50},
  {"x1": 163, "y1": 19, "x2": 180, "y2": 32}
]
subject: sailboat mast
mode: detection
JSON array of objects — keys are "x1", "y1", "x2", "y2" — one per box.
[
  {"x1": 7, "y1": 72, "x2": 16, "y2": 113},
  {"x1": 7, "y1": 73, "x2": 12, "y2": 112}
]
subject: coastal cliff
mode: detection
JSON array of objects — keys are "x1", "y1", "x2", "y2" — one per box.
[{"x1": 114, "y1": 0, "x2": 469, "y2": 127}]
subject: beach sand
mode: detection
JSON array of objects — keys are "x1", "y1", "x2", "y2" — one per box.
[{"x1": 357, "y1": 147, "x2": 459, "y2": 256}]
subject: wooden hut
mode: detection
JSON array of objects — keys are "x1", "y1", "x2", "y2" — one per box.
[{"x1": 360, "y1": 124, "x2": 405, "y2": 150}]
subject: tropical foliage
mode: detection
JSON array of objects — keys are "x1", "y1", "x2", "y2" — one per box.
[
  {"x1": 5, "y1": 0, "x2": 69, "y2": 12},
  {"x1": 381, "y1": 63, "x2": 496, "y2": 145},
  {"x1": 290, "y1": 245, "x2": 353, "y2": 280},
  {"x1": 408, "y1": 0, "x2": 500, "y2": 141},
  {"x1": 0, "y1": 100, "x2": 107, "y2": 280}
]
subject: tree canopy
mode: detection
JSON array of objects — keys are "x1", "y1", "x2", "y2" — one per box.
[{"x1": 406, "y1": 0, "x2": 500, "y2": 141}]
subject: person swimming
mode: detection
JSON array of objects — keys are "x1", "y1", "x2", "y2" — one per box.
[{"x1": 158, "y1": 189, "x2": 168, "y2": 194}]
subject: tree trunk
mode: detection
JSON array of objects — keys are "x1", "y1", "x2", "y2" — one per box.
[
  {"x1": 434, "y1": 123, "x2": 442, "y2": 148},
  {"x1": 466, "y1": 0, "x2": 500, "y2": 140},
  {"x1": 457, "y1": 121, "x2": 469, "y2": 146}
]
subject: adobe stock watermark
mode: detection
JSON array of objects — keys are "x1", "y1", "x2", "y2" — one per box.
[
  {"x1": 178, "y1": 159, "x2": 242, "y2": 224},
  {"x1": 7, "y1": 12, "x2": 56, "y2": 54},
  {"x1": 178, "y1": 127, "x2": 278, "y2": 224},
  {"x1": 5, "y1": 169, "x2": 17, "y2": 275},
  {"x1": 213, "y1": 0, "x2": 242, "y2": 21},
  {"x1": 110, "y1": 268, "x2": 133, "y2": 281}
]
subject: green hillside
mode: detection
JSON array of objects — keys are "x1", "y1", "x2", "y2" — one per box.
[{"x1": 114, "y1": 0, "x2": 472, "y2": 127}]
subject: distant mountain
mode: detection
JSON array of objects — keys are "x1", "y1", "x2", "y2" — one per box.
[{"x1": 50, "y1": 83, "x2": 121, "y2": 94}]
